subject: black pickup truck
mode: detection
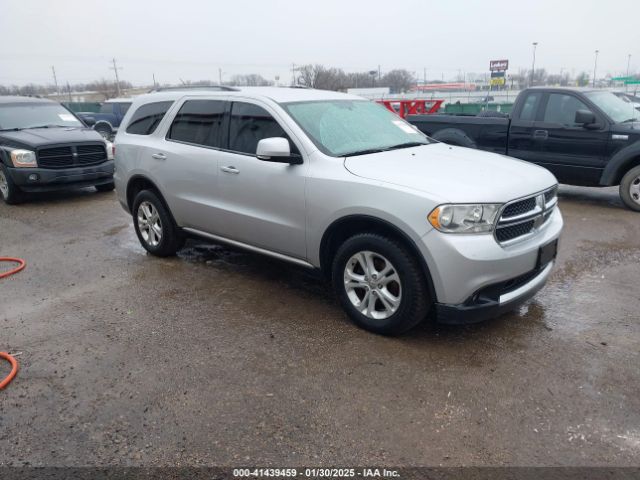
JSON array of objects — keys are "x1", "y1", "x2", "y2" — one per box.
[
  {"x1": 408, "y1": 87, "x2": 640, "y2": 211},
  {"x1": 0, "y1": 96, "x2": 115, "y2": 204}
]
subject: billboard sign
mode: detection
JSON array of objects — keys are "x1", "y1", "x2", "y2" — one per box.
[{"x1": 490, "y1": 60, "x2": 509, "y2": 71}]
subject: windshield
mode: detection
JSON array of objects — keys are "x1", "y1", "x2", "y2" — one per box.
[
  {"x1": 0, "y1": 102, "x2": 84, "y2": 130},
  {"x1": 281, "y1": 100, "x2": 431, "y2": 157},
  {"x1": 585, "y1": 91, "x2": 640, "y2": 123}
]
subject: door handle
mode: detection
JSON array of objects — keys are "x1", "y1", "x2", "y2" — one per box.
[
  {"x1": 533, "y1": 130, "x2": 548, "y2": 139},
  {"x1": 221, "y1": 166, "x2": 239, "y2": 174},
  {"x1": 151, "y1": 153, "x2": 167, "y2": 160}
]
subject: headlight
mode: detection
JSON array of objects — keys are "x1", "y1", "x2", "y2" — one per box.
[
  {"x1": 10, "y1": 149, "x2": 37, "y2": 168},
  {"x1": 428, "y1": 204, "x2": 502, "y2": 233},
  {"x1": 105, "y1": 140, "x2": 114, "y2": 160}
]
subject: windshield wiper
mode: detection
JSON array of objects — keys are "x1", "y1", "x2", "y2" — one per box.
[
  {"x1": 621, "y1": 118, "x2": 639, "y2": 123},
  {"x1": 384, "y1": 141, "x2": 429, "y2": 151},
  {"x1": 25, "y1": 124, "x2": 72, "y2": 129},
  {"x1": 342, "y1": 142, "x2": 429, "y2": 157},
  {"x1": 342, "y1": 148, "x2": 388, "y2": 157}
]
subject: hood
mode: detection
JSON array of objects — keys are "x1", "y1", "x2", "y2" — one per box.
[
  {"x1": 612, "y1": 122, "x2": 640, "y2": 133},
  {"x1": 0, "y1": 127, "x2": 104, "y2": 149},
  {"x1": 344, "y1": 142, "x2": 557, "y2": 203}
]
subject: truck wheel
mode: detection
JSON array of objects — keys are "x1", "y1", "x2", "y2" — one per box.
[
  {"x1": 0, "y1": 164, "x2": 23, "y2": 205},
  {"x1": 132, "y1": 190, "x2": 185, "y2": 256},
  {"x1": 331, "y1": 233, "x2": 431, "y2": 336},
  {"x1": 620, "y1": 165, "x2": 640, "y2": 212},
  {"x1": 94, "y1": 124, "x2": 113, "y2": 140},
  {"x1": 95, "y1": 182, "x2": 115, "y2": 193}
]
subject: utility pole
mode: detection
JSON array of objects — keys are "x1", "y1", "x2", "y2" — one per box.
[
  {"x1": 423, "y1": 67, "x2": 426, "y2": 87},
  {"x1": 627, "y1": 54, "x2": 632, "y2": 92},
  {"x1": 110, "y1": 58, "x2": 122, "y2": 97},
  {"x1": 378, "y1": 65, "x2": 381, "y2": 81},
  {"x1": 218, "y1": 68, "x2": 223, "y2": 86},
  {"x1": 152, "y1": 73, "x2": 157, "y2": 88},
  {"x1": 530, "y1": 42, "x2": 538, "y2": 87},
  {"x1": 593, "y1": 49, "x2": 599, "y2": 88},
  {"x1": 66, "y1": 81, "x2": 72, "y2": 103},
  {"x1": 51, "y1": 66, "x2": 59, "y2": 95},
  {"x1": 291, "y1": 63, "x2": 296, "y2": 86}
]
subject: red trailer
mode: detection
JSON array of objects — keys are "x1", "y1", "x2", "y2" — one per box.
[{"x1": 376, "y1": 99, "x2": 444, "y2": 119}]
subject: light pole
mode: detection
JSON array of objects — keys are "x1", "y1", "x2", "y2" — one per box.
[
  {"x1": 627, "y1": 54, "x2": 632, "y2": 92},
  {"x1": 593, "y1": 50, "x2": 599, "y2": 88},
  {"x1": 530, "y1": 42, "x2": 538, "y2": 87}
]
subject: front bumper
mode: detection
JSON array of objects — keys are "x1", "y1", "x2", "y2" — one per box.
[
  {"x1": 435, "y1": 261, "x2": 554, "y2": 324},
  {"x1": 7, "y1": 161, "x2": 114, "y2": 192},
  {"x1": 418, "y1": 207, "x2": 563, "y2": 323}
]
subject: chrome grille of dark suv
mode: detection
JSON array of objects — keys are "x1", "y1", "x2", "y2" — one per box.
[
  {"x1": 38, "y1": 143, "x2": 108, "y2": 169},
  {"x1": 495, "y1": 186, "x2": 558, "y2": 245}
]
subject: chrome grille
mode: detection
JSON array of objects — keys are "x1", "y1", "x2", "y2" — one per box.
[{"x1": 495, "y1": 186, "x2": 558, "y2": 245}]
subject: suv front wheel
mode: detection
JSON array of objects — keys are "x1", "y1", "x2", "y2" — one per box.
[
  {"x1": 332, "y1": 233, "x2": 431, "y2": 335},
  {"x1": 132, "y1": 190, "x2": 184, "y2": 256},
  {"x1": 0, "y1": 164, "x2": 23, "y2": 205}
]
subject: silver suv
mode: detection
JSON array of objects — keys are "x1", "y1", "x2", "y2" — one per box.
[{"x1": 114, "y1": 86, "x2": 563, "y2": 335}]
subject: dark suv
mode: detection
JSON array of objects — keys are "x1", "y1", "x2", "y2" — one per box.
[{"x1": 0, "y1": 96, "x2": 115, "y2": 204}]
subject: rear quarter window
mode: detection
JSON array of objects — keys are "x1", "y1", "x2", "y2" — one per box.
[{"x1": 125, "y1": 101, "x2": 174, "y2": 135}]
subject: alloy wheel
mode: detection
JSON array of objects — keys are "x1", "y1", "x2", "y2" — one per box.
[
  {"x1": 343, "y1": 250, "x2": 402, "y2": 320},
  {"x1": 137, "y1": 201, "x2": 163, "y2": 247},
  {"x1": 0, "y1": 170, "x2": 8, "y2": 200},
  {"x1": 630, "y1": 175, "x2": 640, "y2": 205}
]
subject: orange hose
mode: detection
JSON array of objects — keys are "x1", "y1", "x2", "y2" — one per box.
[
  {"x1": 0, "y1": 257, "x2": 24, "y2": 389},
  {"x1": 0, "y1": 257, "x2": 25, "y2": 279},
  {"x1": 0, "y1": 352, "x2": 18, "y2": 390}
]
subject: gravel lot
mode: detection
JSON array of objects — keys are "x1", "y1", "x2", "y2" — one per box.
[{"x1": 0, "y1": 185, "x2": 639, "y2": 466}]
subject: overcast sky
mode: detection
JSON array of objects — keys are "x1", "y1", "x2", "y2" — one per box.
[{"x1": 1, "y1": 0, "x2": 638, "y2": 87}]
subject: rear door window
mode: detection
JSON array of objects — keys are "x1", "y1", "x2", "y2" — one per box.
[
  {"x1": 518, "y1": 92, "x2": 542, "y2": 121},
  {"x1": 228, "y1": 102, "x2": 298, "y2": 155},
  {"x1": 125, "y1": 101, "x2": 174, "y2": 135},
  {"x1": 167, "y1": 100, "x2": 226, "y2": 148}
]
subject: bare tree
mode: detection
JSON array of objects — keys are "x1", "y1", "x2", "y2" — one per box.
[
  {"x1": 229, "y1": 74, "x2": 273, "y2": 86},
  {"x1": 380, "y1": 69, "x2": 415, "y2": 93}
]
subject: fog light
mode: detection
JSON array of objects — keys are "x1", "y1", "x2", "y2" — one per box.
[{"x1": 28, "y1": 173, "x2": 39, "y2": 182}]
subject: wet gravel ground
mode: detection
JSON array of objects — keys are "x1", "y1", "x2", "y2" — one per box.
[{"x1": 0, "y1": 185, "x2": 639, "y2": 467}]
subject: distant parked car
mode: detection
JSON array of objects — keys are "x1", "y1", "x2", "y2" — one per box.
[
  {"x1": 0, "y1": 96, "x2": 114, "y2": 204},
  {"x1": 613, "y1": 91, "x2": 640, "y2": 111},
  {"x1": 77, "y1": 98, "x2": 132, "y2": 139}
]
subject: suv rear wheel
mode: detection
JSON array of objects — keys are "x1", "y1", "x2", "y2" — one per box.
[
  {"x1": 620, "y1": 165, "x2": 640, "y2": 212},
  {"x1": 332, "y1": 233, "x2": 431, "y2": 335},
  {"x1": 0, "y1": 164, "x2": 23, "y2": 205},
  {"x1": 132, "y1": 190, "x2": 184, "y2": 256}
]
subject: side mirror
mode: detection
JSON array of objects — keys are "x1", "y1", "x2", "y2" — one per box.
[
  {"x1": 575, "y1": 109, "x2": 596, "y2": 127},
  {"x1": 256, "y1": 137, "x2": 302, "y2": 164}
]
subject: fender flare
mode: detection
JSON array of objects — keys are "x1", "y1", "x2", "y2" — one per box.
[
  {"x1": 93, "y1": 120, "x2": 114, "y2": 132},
  {"x1": 600, "y1": 141, "x2": 640, "y2": 186},
  {"x1": 430, "y1": 128, "x2": 477, "y2": 148}
]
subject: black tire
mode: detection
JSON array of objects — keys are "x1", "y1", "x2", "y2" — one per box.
[
  {"x1": 331, "y1": 233, "x2": 431, "y2": 336},
  {"x1": 620, "y1": 165, "x2": 640, "y2": 212},
  {"x1": 132, "y1": 190, "x2": 185, "y2": 256},
  {"x1": 95, "y1": 181, "x2": 115, "y2": 193},
  {"x1": 0, "y1": 163, "x2": 24, "y2": 205},
  {"x1": 94, "y1": 124, "x2": 113, "y2": 140},
  {"x1": 431, "y1": 128, "x2": 477, "y2": 148}
]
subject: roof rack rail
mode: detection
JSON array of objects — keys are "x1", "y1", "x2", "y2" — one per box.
[{"x1": 149, "y1": 85, "x2": 240, "y2": 93}]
